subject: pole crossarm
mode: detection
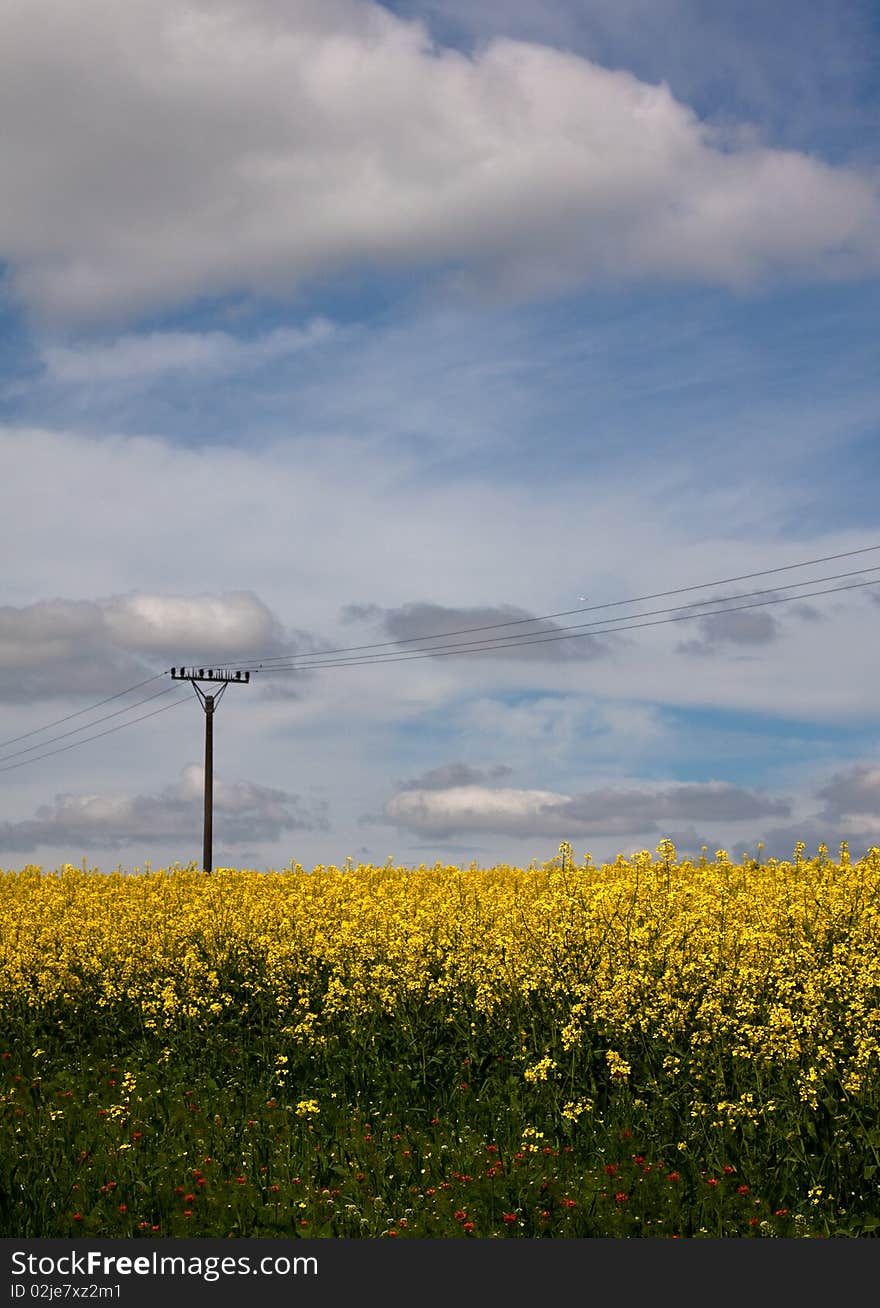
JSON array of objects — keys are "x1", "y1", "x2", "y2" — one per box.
[
  {"x1": 169, "y1": 666, "x2": 252, "y2": 873},
  {"x1": 170, "y1": 667, "x2": 251, "y2": 684}
]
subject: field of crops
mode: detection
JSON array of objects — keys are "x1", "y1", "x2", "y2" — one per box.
[{"x1": 2, "y1": 840, "x2": 879, "y2": 1237}]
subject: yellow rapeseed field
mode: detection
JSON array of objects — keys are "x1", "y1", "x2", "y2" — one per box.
[
  {"x1": 3, "y1": 841, "x2": 880, "y2": 1236},
  {"x1": 2, "y1": 840, "x2": 879, "y2": 1118}
]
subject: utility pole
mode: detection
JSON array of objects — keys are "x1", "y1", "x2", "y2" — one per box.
[{"x1": 170, "y1": 667, "x2": 252, "y2": 872}]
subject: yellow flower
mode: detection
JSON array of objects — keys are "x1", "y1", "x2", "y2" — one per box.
[
  {"x1": 561, "y1": 1098, "x2": 593, "y2": 1122},
  {"x1": 606, "y1": 1049, "x2": 631, "y2": 1080},
  {"x1": 524, "y1": 1056, "x2": 557, "y2": 1083}
]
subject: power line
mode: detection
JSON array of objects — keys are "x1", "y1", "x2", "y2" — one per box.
[
  {"x1": 232, "y1": 574, "x2": 880, "y2": 672},
  {"x1": 0, "y1": 671, "x2": 170, "y2": 751},
  {"x1": 5, "y1": 542, "x2": 879, "y2": 740},
  {"x1": 2, "y1": 576, "x2": 875, "y2": 777},
  {"x1": 236, "y1": 541, "x2": 880, "y2": 668},
  {"x1": 0, "y1": 694, "x2": 189, "y2": 774},
  {"x1": 5, "y1": 541, "x2": 880, "y2": 776},
  {"x1": 232, "y1": 570, "x2": 880, "y2": 671},
  {"x1": 0, "y1": 685, "x2": 181, "y2": 764}
]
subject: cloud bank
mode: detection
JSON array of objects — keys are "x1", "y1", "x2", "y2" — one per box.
[
  {"x1": 0, "y1": 592, "x2": 285, "y2": 701},
  {"x1": 382, "y1": 774, "x2": 790, "y2": 838},
  {"x1": 3, "y1": 0, "x2": 878, "y2": 321},
  {"x1": 381, "y1": 762, "x2": 880, "y2": 860},
  {"x1": 0, "y1": 764, "x2": 328, "y2": 852},
  {"x1": 342, "y1": 601, "x2": 619, "y2": 661}
]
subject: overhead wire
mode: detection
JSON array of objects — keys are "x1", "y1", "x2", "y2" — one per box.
[
  {"x1": 4, "y1": 542, "x2": 880, "y2": 775},
  {"x1": 0, "y1": 671, "x2": 170, "y2": 751},
  {"x1": 0, "y1": 693, "x2": 190, "y2": 774},
  {"x1": 0, "y1": 684, "x2": 183, "y2": 764},
  {"x1": 236, "y1": 569, "x2": 880, "y2": 673},
  {"x1": 236, "y1": 541, "x2": 880, "y2": 667}
]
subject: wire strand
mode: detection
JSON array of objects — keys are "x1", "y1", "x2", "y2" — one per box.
[
  {"x1": 6, "y1": 542, "x2": 880, "y2": 774},
  {"x1": 0, "y1": 695, "x2": 190, "y2": 774},
  {"x1": 0, "y1": 685, "x2": 181, "y2": 764},
  {"x1": 0, "y1": 672, "x2": 170, "y2": 751},
  {"x1": 246, "y1": 565, "x2": 879, "y2": 668},
  {"x1": 234, "y1": 541, "x2": 880, "y2": 667},
  {"x1": 237, "y1": 575, "x2": 880, "y2": 671}
]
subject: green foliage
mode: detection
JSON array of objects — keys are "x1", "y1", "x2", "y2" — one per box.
[{"x1": 0, "y1": 1023, "x2": 862, "y2": 1238}]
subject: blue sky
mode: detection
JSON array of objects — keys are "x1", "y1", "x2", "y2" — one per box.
[{"x1": 1, "y1": 0, "x2": 879, "y2": 871}]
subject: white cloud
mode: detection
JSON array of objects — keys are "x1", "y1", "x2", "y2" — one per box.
[
  {"x1": 101, "y1": 592, "x2": 282, "y2": 655},
  {"x1": 2, "y1": 0, "x2": 878, "y2": 322},
  {"x1": 0, "y1": 764, "x2": 328, "y2": 852},
  {"x1": 0, "y1": 591, "x2": 285, "y2": 700},
  {"x1": 385, "y1": 783, "x2": 571, "y2": 837},
  {"x1": 383, "y1": 777, "x2": 790, "y2": 838},
  {"x1": 380, "y1": 763, "x2": 880, "y2": 861},
  {"x1": 41, "y1": 321, "x2": 335, "y2": 383}
]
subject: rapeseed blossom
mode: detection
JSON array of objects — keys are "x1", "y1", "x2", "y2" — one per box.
[{"x1": 1, "y1": 845, "x2": 878, "y2": 1118}]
